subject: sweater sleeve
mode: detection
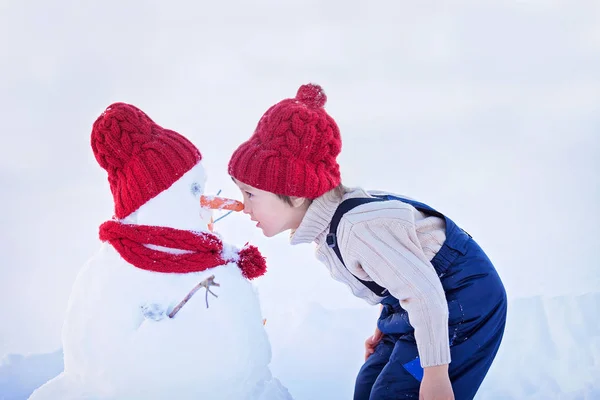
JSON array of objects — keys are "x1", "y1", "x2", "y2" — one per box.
[{"x1": 343, "y1": 215, "x2": 451, "y2": 367}]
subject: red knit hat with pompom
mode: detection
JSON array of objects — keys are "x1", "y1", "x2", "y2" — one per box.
[
  {"x1": 228, "y1": 83, "x2": 342, "y2": 199},
  {"x1": 91, "y1": 103, "x2": 202, "y2": 219}
]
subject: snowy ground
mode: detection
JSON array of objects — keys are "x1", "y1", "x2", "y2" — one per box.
[{"x1": 2, "y1": 292, "x2": 598, "y2": 400}]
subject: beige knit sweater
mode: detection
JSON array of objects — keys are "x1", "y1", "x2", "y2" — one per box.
[{"x1": 290, "y1": 187, "x2": 451, "y2": 367}]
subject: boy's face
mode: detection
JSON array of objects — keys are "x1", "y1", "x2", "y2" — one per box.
[{"x1": 232, "y1": 179, "x2": 307, "y2": 237}]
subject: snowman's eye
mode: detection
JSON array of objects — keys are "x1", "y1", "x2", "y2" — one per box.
[{"x1": 190, "y1": 182, "x2": 203, "y2": 197}]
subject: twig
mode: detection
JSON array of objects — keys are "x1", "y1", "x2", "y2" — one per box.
[{"x1": 168, "y1": 275, "x2": 220, "y2": 318}]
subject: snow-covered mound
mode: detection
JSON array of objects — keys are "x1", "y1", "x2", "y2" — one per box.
[
  {"x1": 0, "y1": 350, "x2": 63, "y2": 400},
  {"x1": 266, "y1": 293, "x2": 600, "y2": 399},
  {"x1": 267, "y1": 302, "x2": 379, "y2": 400},
  {"x1": 2, "y1": 292, "x2": 598, "y2": 399},
  {"x1": 477, "y1": 292, "x2": 600, "y2": 399}
]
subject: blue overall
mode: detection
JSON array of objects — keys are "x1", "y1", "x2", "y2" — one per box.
[{"x1": 352, "y1": 196, "x2": 507, "y2": 400}]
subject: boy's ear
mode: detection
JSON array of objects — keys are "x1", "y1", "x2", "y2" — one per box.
[{"x1": 290, "y1": 197, "x2": 309, "y2": 208}]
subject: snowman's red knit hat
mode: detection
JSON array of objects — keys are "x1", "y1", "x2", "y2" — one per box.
[{"x1": 91, "y1": 103, "x2": 201, "y2": 219}]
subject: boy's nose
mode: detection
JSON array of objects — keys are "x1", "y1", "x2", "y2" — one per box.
[{"x1": 243, "y1": 203, "x2": 251, "y2": 215}]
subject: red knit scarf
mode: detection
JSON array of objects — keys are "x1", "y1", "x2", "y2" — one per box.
[{"x1": 99, "y1": 220, "x2": 266, "y2": 279}]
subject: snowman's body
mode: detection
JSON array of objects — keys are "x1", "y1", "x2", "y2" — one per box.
[{"x1": 30, "y1": 163, "x2": 291, "y2": 400}]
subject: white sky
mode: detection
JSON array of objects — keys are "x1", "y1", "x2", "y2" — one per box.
[{"x1": 1, "y1": 0, "x2": 598, "y2": 357}]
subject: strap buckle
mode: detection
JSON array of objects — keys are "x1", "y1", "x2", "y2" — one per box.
[{"x1": 326, "y1": 233, "x2": 337, "y2": 248}]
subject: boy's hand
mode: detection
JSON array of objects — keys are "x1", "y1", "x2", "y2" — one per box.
[
  {"x1": 419, "y1": 364, "x2": 454, "y2": 400},
  {"x1": 364, "y1": 327, "x2": 383, "y2": 361}
]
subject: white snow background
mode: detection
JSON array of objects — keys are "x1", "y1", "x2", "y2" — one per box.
[{"x1": 1, "y1": 0, "x2": 598, "y2": 399}]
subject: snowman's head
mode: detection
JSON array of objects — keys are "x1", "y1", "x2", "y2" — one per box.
[
  {"x1": 122, "y1": 162, "x2": 212, "y2": 231},
  {"x1": 91, "y1": 103, "x2": 211, "y2": 231}
]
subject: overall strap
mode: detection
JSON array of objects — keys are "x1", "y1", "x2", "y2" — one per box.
[
  {"x1": 371, "y1": 194, "x2": 444, "y2": 219},
  {"x1": 327, "y1": 198, "x2": 389, "y2": 297},
  {"x1": 372, "y1": 194, "x2": 472, "y2": 240}
]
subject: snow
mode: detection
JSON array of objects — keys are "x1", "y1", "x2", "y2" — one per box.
[
  {"x1": 477, "y1": 293, "x2": 600, "y2": 399},
  {"x1": 2, "y1": 293, "x2": 598, "y2": 399},
  {"x1": 0, "y1": 351, "x2": 63, "y2": 400},
  {"x1": 267, "y1": 294, "x2": 600, "y2": 400}
]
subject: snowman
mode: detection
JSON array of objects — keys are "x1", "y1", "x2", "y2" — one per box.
[{"x1": 29, "y1": 103, "x2": 292, "y2": 400}]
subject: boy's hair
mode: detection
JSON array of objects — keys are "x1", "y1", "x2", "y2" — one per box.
[
  {"x1": 276, "y1": 184, "x2": 348, "y2": 207},
  {"x1": 276, "y1": 194, "x2": 295, "y2": 207}
]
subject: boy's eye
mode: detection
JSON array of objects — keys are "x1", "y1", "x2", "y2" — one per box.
[{"x1": 245, "y1": 191, "x2": 254, "y2": 198}]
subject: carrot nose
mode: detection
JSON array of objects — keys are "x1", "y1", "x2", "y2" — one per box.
[{"x1": 200, "y1": 195, "x2": 244, "y2": 212}]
